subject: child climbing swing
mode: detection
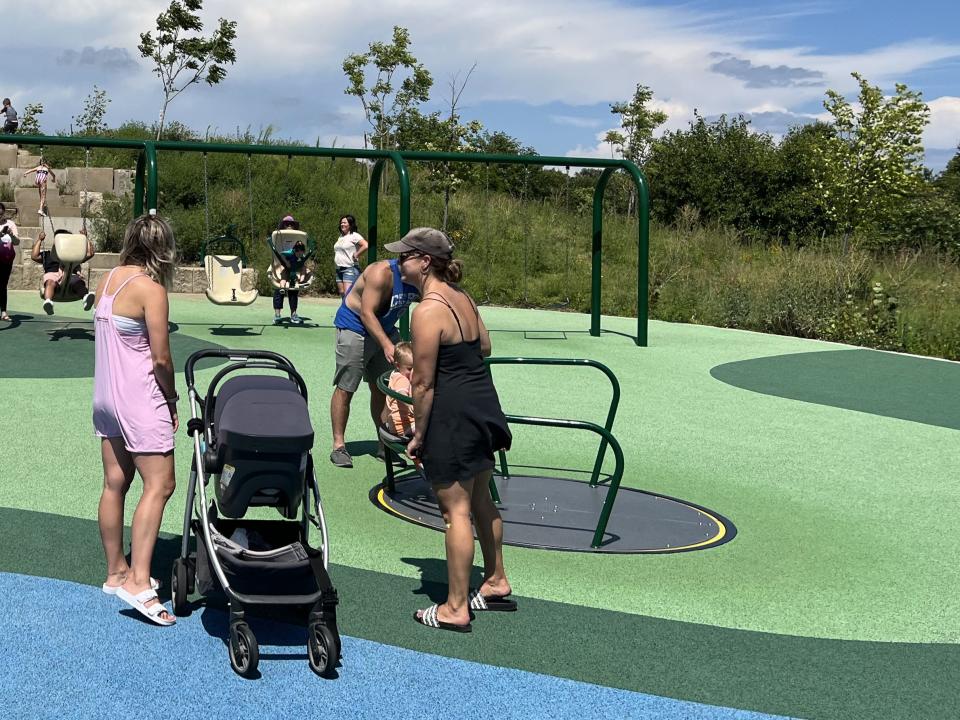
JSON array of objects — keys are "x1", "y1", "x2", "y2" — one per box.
[{"x1": 25, "y1": 160, "x2": 56, "y2": 217}]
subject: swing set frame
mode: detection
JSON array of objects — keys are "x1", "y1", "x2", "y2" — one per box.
[{"x1": 11, "y1": 134, "x2": 651, "y2": 346}]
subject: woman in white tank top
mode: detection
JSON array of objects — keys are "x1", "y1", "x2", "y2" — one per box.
[{"x1": 333, "y1": 214, "x2": 368, "y2": 297}]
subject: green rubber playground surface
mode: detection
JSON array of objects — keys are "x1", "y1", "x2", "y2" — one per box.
[{"x1": 1, "y1": 288, "x2": 958, "y2": 718}]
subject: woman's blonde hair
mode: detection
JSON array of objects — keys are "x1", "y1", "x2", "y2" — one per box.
[{"x1": 119, "y1": 213, "x2": 176, "y2": 288}]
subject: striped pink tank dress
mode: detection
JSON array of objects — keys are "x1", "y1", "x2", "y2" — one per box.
[{"x1": 92, "y1": 268, "x2": 175, "y2": 453}]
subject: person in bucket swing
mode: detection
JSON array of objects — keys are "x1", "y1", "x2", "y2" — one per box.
[
  {"x1": 390, "y1": 228, "x2": 517, "y2": 632},
  {"x1": 94, "y1": 214, "x2": 178, "y2": 626}
]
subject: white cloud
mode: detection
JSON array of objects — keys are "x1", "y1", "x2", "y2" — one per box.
[
  {"x1": 565, "y1": 130, "x2": 620, "y2": 161},
  {"x1": 925, "y1": 96, "x2": 960, "y2": 150},
  {"x1": 5, "y1": 0, "x2": 959, "y2": 167},
  {"x1": 550, "y1": 115, "x2": 603, "y2": 128}
]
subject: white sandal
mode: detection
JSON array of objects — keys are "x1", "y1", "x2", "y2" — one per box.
[
  {"x1": 102, "y1": 576, "x2": 159, "y2": 595},
  {"x1": 115, "y1": 587, "x2": 176, "y2": 626}
]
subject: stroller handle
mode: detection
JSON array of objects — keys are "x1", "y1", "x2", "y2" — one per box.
[{"x1": 184, "y1": 349, "x2": 296, "y2": 387}]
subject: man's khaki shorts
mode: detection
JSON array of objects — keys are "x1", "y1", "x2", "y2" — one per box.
[{"x1": 333, "y1": 327, "x2": 398, "y2": 393}]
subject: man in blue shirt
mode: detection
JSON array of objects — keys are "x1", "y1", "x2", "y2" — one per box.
[{"x1": 328, "y1": 230, "x2": 447, "y2": 468}]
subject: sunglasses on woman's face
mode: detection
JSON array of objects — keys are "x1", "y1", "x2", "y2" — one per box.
[{"x1": 398, "y1": 251, "x2": 425, "y2": 263}]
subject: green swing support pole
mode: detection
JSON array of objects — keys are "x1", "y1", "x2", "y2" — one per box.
[
  {"x1": 144, "y1": 142, "x2": 159, "y2": 214},
  {"x1": 367, "y1": 152, "x2": 413, "y2": 338},
  {"x1": 134, "y1": 151, "x2": 145, "y2": 216}
]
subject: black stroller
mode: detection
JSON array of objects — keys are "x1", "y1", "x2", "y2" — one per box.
[{"x1": 172, "y1": 349, "x2": 340, "y2": 678}]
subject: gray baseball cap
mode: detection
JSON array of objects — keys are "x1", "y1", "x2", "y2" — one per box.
[{"x1": 383, "y1": 227, "x2": 454, "y2": 259}]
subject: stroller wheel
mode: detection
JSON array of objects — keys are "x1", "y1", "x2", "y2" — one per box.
[
  {"x1": 171, "y1": 559, "x2": 190, "y2": 617},
  {"x1": 229, "y1": 621, "x2": 259, "y2": 678},
  {"x1": 307, "y1": 622, "x2": 338, "y2": 678}
]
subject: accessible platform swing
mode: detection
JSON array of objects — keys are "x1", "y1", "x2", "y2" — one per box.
[{"x1": 375, "y1": 357, "x2": 734, "y2": 554}]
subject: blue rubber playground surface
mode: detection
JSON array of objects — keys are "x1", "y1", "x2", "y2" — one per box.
[{"x1": 1, "y1": 289, "x2": 958, "y2": 719}]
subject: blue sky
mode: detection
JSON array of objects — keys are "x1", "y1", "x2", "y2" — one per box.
[{"x1": 5, "y1": 1, "x2": 959, "y2": 170}]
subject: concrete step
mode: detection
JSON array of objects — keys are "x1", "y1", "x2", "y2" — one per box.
[
  {"x1": 19, "y1": 203, "x2": 84, "y2": 219},
  {"x1": 0, "y1": 145, "x2": 15, "y2": 171},
  {"x1": 15, "y1": 186, "x2": 63, "y2": 205},
  {"x1": 64, "y1": 166, "x2": 115, "y2": 193},
  {"x1": 17, "y1": 154, "x2": 41, "y2": 169},
  {"x1": 7, "y1": 167, "x2": 66, "y2": 188}
]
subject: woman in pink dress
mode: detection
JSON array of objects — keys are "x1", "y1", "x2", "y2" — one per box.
[{"x1": 94, "y1": 213, "x2": 178, "y2": 626}]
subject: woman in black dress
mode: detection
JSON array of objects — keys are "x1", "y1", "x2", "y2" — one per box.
[{"x1": 386, "y1": 228, "x2": 515, "y2": 632}]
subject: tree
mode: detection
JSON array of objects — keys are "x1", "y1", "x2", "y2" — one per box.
[
  {"x1": 768, "y1": 122, "x2": 836, "y2": 239},
  {"x1": 605, "y1": 84, "x2": 667, "y2": 166},
  {"x1": 814, "y1": 72, "x2": 930, "y2": 242},
  {"x1": 398, "y1": 65, "x2": 483, "y2": 230},
  {"x1": 342, "y1": 26, "x2": 433, "y2": 151},
  {"x1": 935, "y1": 144, "x2": 960, "y2": 206},
  {"x1": 19, "y1": 103, "x2": 44, "y2": 135},
  {"x1": 72, "y1": 85, "x2": 111, "y2": 136},
  {"x1": 138, "y1": 0, "x2": 237, "y2": 140},
  {"x1": 645, "y1": 113, "x2": 780, "y2": 231},
  {"x1": 604, "y1": 84, "x2": 667, "y2": 215}
]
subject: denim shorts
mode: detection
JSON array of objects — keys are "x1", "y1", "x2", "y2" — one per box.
[{"x1": 336, "y1": 264, "x2": 360, "y2": 284}]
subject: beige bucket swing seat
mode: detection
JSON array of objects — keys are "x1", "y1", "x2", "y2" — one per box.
[
  {"x1": 267, "y1": 230, "x2": 314, "y2": 291},
  {"x1": 39, "y1": 233, "x2": 89, "y2": 302},
  {"x1": 202, "y1": 234, "x2": 259, "y2": 306}
]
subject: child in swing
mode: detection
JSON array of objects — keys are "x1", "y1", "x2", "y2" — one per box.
[
  {"x1": 25, "y1": 160, "x2": 56, "y2": 217},
  {"x1": 267, "y1": 215, "x2": 312, "y2": 325},
  {"x1": 31, "y1": 229, "x2": 95, "y2": 314}
]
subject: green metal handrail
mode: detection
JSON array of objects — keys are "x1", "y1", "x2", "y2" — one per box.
[
  {"x1": 484, "y1": 357, "x2": 619, "y2": 486},
  {"x1": 376, "y1": 357, "x2": 625, "y2": 547},
  {"x1": 11, "y1": 135, "x2": 648, "y2": 346},
  {"x1": 503, "y1": 415, "x2": 624, "y2": 549}
]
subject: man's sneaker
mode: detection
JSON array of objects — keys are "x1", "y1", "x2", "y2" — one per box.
[
  {"x1": 330, "y1": 446, "x2": 353, "y2": 468},
  {"x1": 290, "y1": 313, "x2": 303, "y2": 325},
  {"x1": 273, "y1": 316, "x2": 283, "y2": 325},
  {"x1": 42, "y1": 299, "x2": 54, "y2": 315},
  {"x1": 82, "y1": 292, "x2": 95, "y2": 311}
]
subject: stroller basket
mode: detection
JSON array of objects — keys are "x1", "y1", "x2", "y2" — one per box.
[{"x1": 196, "y1": 517, "x2": 322, "y2": 598}]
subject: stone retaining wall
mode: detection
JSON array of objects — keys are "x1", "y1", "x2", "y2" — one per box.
[{"x1": 7, "y1": 252, "x2": 257, "y2": 294}]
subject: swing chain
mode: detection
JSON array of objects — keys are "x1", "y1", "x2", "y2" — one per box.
[
  {"x1": 246, "y1": 154, "x2": 255, "y2": 246},
  {"x1": 202, "y1": 152, "x2": 210, "y2": 243},
  {"x1": 81, "y1": 147, "x2": 90, "y2": 235}
]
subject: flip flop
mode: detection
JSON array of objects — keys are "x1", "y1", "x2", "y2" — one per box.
[
  {"x1": 102, "y1": 576, "x2": 159, "y2": 595},
  {"x1": 115, "y1": 587, "x2": 176, "y2": 626},
  {"x1": 414, "y1": 604, "x2": 471, "y2": 633},
  {"x1": 468, "y1": 589, "x2": 518, "y2": 612}
]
